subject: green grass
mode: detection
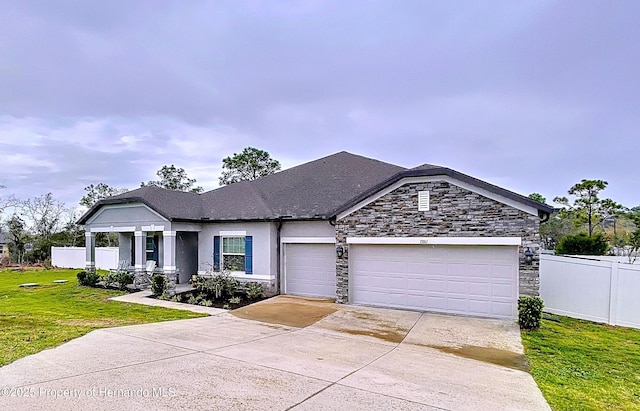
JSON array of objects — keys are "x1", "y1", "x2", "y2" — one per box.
[
  {"x1": 0, "y1": 268, "x2": 206, "y2": 367},
  {"x1": 522, "y1": 315, "x2": 640, "y2": 410}
]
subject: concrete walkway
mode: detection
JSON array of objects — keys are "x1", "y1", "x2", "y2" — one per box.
[
  {"x1": 109, "y1": 290, "x2": 225, "y2": 315},
  {"x1": 0, "y1": 297, "x2": 550, "y2": 410}
]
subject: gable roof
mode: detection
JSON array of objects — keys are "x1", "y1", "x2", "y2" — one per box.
[
  {"x1": 333, "y1": 163, "x2": 554, "y2": 219},
  {"x1": 78, "y1": 151, "x2": 553, "y2": 224}
]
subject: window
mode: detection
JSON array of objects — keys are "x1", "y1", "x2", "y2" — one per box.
[
  {"x1": 214, "y1": 235, "x2": 253, "y2": 273},
  {"x1": 0, "y1": 245, "x2": 4, "y2": 254},
  {"x1": 146, "y1": 235, "x2": 159, "y2": 262}
]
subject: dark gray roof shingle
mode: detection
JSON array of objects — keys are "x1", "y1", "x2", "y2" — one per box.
[{"x1": 78, "y1": 151, "x2": 553, "y2": 224}]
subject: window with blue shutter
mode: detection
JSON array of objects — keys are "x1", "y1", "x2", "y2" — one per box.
[
  {"x1": 245, "y1": 236, "x2": 253, "y2": 274},
  {"x1": 217, "y1": 234, "x2": 252, "y2": 273},
  {"x1": 213, "y1": 236, "x2": 220, "y2": 271}
]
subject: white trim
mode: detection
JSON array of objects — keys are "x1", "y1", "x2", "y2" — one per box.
[
  {"x1": 196, "y1": 271, "x2": 272, "y2": 282},
  {"x1": 163, "y1": 265, "x2": 177, "y2": 271},
  {"x1": 219, "y1": 230, "x2": 247, "y2": 236},
  {"x1": 134, "y1": 264, "x2": 145, "y2": 270},
  {"x1": 281, "y1": 237, "x2": 335, "y2": 244},
  {"x1": 85, "y1": 261, "x2": 95, "y2": 267},
  {"x1": 85, "y1": 232, "x2": 95, "y2": 237},
  {"x1": 346, "y1": 236, "x2": 522, "y2": 246},
  {"x1": 162, "y1": 230, "x2": 177, "y2": 237},
  {"x1": 86, "y1": 203, "x2": 168, "y2": 224},
  {"x1": 142, "y1": 225, "x2": 164, "y2": 232},
  {"x1": 134, "y1": 231, "x2": 145, "y2": 237},
  {"x1": 337, "y1": 175, "x2": 539, "y2": 220},
  {"x1": 90, "y1": 226, "x2": 136, "y2": 233}
]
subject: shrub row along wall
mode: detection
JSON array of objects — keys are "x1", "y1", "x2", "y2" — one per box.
[
  {"x1": 51, "y1": 247, "x2": 119, "y2": 270},
  {"x1": 540, "y1": 254, "x2": 640, "y2": 329}
]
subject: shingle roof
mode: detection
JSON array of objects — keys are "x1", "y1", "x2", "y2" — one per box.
[{"x1": 78, "y1": 151, "x2": 553, "y2": 224}]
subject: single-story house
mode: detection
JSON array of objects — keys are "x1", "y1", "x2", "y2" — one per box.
[{"x1": 79, "y1": 152, "x2": 553, "y2": 319}]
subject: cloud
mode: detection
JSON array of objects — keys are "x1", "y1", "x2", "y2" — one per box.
[{"x1": 0, "y1": 0, "x2": 638, "y2": 210}]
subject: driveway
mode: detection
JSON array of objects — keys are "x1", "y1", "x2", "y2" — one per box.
[{"x1": 0, "y1": 296, "x2": 549, "y2": 410}]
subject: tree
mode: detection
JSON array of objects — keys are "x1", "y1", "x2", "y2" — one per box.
[
  {"x1": 80, "y1": 183, "x2": 128, "y2": 208},
  {"x1": 556, "y1": 232, "x2": 609, "y2": 256},
  {"x1": 6, "y1": 214, "x2": 27, "y2": 265},
  {"x1": 21, "y1": 193, "x2": 66, "y2": 239},
  {"x1": 528, "y1": 193, "x2": 546, "y2": 204},
  {"x1": 540, "y1": 212, "x2": 576, "y2": 250},
  {"x1": 142, "y1": 165, "x2": 203, "y2": 193},
  {"x1": 0, "y1": 184, "x2": 17, "y2": 216},
  {"x1": 20, "y1": 193, "x2": 67, "y2": 262},
  {"x1": 599, "y1": 199, "x2": 626, "y2": 236},
  {"x1": 219, "y1": 147, "x2": 281, "y2": 185},
  {"x1": 553, "y1": 179, "x2": 608, "y2": 236}
]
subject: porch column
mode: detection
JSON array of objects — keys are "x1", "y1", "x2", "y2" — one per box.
[
  {"x1": 85, "y1": 231, "x2": 96, "y2": 273},
  {"x1": 163, "y1": 230, "x2": 177, "y2": 295},
  {"x1": 134, "y1": 231, "x2": 147, "y2": 288}
]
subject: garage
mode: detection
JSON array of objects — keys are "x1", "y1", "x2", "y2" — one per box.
[
  {"x1": 284, "y1": 243, "x2": 336, "y2": 298},
  {"x1": 350, "y1": 244, "x2": 518, "y2": 319}
]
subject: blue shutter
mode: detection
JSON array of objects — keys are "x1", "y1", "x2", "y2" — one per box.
[
  {"x1": 245, "y1": 236, "x2": 253, "y2": 274},
  {"x1": 213, "y1": 236, "x2": 220, "y2": 271}
]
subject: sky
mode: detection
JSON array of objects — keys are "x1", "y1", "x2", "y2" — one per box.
[{"x1": 1, "y1": 0, "x2": 639, "y2": 212}]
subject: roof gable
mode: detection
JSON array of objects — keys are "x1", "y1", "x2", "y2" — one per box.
[{"x1": 78, "y1": 152, "x2": 552, "y2": 224}]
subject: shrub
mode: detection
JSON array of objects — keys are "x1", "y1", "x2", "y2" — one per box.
[
  {"x1": 229, "y1": 296, "x2": 241, "y2": 304},
  {"x1": 77, "y1": 270, "x2": 100, "y2": 287},
  {"x1": 556, "y1": 232, "x2": 608, "y2": 255},
  {"x1": 518, "y1": 296, "x2": 544, "y2": 331},
  {"x1": 113, "y1": 271, "x2": 134, "y2": 291},
  {"x1": 192, "y1": 271, "x2": 240, "y2": 300},
  {"x1": 245, "y1": 282, "x2": 264, "y2": 300},
  {"x1": 151, "y1": 273, "x2": 168, "y2": 296}
]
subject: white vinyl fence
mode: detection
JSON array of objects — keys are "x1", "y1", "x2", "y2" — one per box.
[
  {"x1": 51, "y1": 247, "x2": 120, "y2": 270},
  {"x1": 540, "y1": 254, "x2": 640, "y2": 329}
]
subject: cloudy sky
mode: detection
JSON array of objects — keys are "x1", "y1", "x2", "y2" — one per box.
[{"x1": 1, "y1": 0, "x2": 638, "y2": 211}]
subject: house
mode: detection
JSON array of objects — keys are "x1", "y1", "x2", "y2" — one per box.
[
  {"x1": 78, "y1": 152, "x2": 553, "y2": 319},
  {"x1": 0, "y1": 232, "x2": 8, "y2": 259}
]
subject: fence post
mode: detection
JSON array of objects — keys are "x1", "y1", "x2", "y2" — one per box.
[{"x1": 609, "y1": 262, "x2": 620, "y2": 326}]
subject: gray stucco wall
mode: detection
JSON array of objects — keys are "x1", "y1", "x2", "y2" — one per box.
[
  {"x1": 198, "y1": 222, "x2": 275, "y2": 278},
  {"x1": 87, "y1": 204, "x2": 168, "y2": 230},
  {"x1": 176, "y1": 232, "x2": 198, "y2": 283},
  {"x1": 335, "y1": 180, "x2": 541, "y2": 303},
  {"x1": 280, "y1": 221, "x2": 335, "y2": 237}
]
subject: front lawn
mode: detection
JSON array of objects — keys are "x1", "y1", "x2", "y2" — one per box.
[
  {"x1": 522, "y1": 315, "x2": 640, "y2": 410},
  {"x1": 0, "y1": 268, "x2": 206, "y2": 367}
]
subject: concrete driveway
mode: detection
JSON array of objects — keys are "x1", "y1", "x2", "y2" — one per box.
[{"x1": 0, "y1": 296, "x2": 549, "y2": 410}]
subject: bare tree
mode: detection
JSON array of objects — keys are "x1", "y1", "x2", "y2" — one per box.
[
  {"x1": 0, "y1": 184, "x2": 17, "y2": 216},
  {"x1": 21, "y1": 193, "x2": 66, "y2": 239}
]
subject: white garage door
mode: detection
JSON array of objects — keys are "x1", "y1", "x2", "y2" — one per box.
[
  {"x1": 284, "y1": 243, "x2": 336, "y2": 298},
  {"x1": 351, "y1": 245, "x2": 518, "y2": 319}
]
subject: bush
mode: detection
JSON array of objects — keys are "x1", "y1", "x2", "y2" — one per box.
[
  {"x1": 77, "y1": 270, "x2": 100, "y2": 287},
  {"x1": 192, "y1": 272, "x2": 240, "y2": 300},
  {"x1": 556, "y1": 232, "x2": 608, "y2": 255},
  {"x1": 518, "y1": 296, "x2": 544, "y2": 331},
  {"x1": 113, "y1": 271, "x2": 134, "y2": 291},
  {"x1": 245, "y1": 282, "x2": 264, "y2": 300},
  {"x1": 151, "y1": 273, "x2": 168, "y2": 296}
]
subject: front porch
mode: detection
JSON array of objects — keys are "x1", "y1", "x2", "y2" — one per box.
[{"x1": 85, "y1": 228, "x2": 199, "y2": 292}]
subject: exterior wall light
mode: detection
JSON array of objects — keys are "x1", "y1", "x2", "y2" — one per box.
[
  {"x1": 336, "y1": 245, "x2": 344, "y2": 258},
  {"x1": 524, "y1": 248, "x2": 534, "y2": 265}
]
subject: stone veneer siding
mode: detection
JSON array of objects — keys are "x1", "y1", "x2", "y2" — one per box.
[{"x1": 335, "y1": 181, "x2": 541, "y2": 303}]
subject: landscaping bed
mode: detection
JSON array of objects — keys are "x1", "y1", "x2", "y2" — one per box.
[{"x1": 150, "y1": 271, "x2": 269, "y2": 310}]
